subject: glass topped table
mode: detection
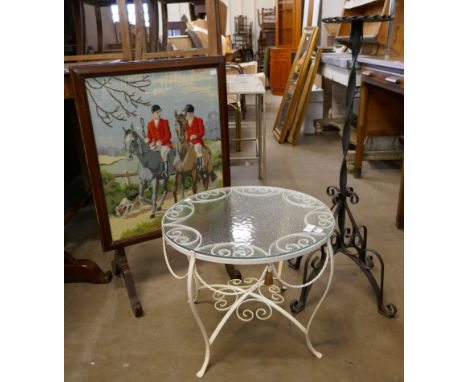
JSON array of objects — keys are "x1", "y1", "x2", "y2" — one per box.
[{"x1": 162, "y1": 186, "x2": 335, "y2": 377}]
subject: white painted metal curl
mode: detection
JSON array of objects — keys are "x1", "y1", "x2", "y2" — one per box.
[
  {"x1": 305, "y1": 239, "x2": 335, "y2": 358},
  {"x1": 186, "y1": 254, "x2": 210, "y2": 378},
  {"x1": 162, "y1": 235, "x2": 189, "y2": 280},
  {"x1": 184, "y1": 239, "x2": 334, "y2": 376},
  {"x1": 269, "y1": 249, "x2": 330, "y2": 289},
  {"x1": 163, "y1": 200, "x2": 195, "y2": 223},
  {"x1": 304, "y1": 210, "x2": 335, "y2": 230},
  {"x1": 209, "y1": 273, "x2": 285, "y2": 321},
  {"x1": 195, "y1": 267, "x2": 267, "y2": 297},
  {"x1": 196, "y1": 242, "x2": 270, "y2": 259},
  {"x1": 188, "y1": 188, "x2": 232, "y2": 203},
  {"x1": 258, "y1": 283, "x2": 285, "y2": 304},
  {"x1": 235, "y1": 298, "x2": 274, "y2": 321},
  {"x1": 282, "y1": 189, "x2": 326, "y2": 209},
  {"x1": 165, "y1": 225, "x2": 202, "y2": 248},
  {"x1": 270, "y1": 232, "x2": 318, "y2": 255},
  {"x1": 233, "y1": 186, "x2": 282, "y2": 197}
]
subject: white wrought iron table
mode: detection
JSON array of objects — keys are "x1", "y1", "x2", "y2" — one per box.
[{"x1": 162, "y1": 186, "x2": 335, "y2": 377}]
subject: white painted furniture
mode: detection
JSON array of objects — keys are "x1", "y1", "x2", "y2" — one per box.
[
  {"x1": 162, "y1": 186, "x2": 335, "y2": 377},
  {"x1": 226, "y1": 74, "x2": 266, "y2": 180}
]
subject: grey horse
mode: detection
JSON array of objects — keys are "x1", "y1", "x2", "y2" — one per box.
[{"x1": 122, "y1": 125, "x2": 175, "y2": 218}]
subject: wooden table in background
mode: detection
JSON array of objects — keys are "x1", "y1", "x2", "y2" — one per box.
[
  {"x1": 356, "y1": 56, "x2": 404, "y2": 229},
  {"x1": 316, "y1": 54, "x2": 404, "y2": 229}
]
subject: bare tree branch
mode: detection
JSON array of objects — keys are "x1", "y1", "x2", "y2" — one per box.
[
  {"x1": 85, "y1": 75, "x2": 151, "y2": 128},
  {"x1": 111, "y1": 75, "x2": 151, "y2": 91},
  {"x1": 86, "y1": 85, "x2": 126, "y2": 128},
  {"x1": 106, "y1": 88, "x2": 137, "y2": 118}
]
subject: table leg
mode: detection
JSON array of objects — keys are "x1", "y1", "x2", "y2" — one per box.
[
  {"x1": 276, "y1": 261, "x2": 287, "y2": 291},
  {"x1": 354, "y1": 81, "x2": 369, "y2": 178},
  {"x1": 235, "y1": 99, "x2": 242, "y2": 152},
  {"x1": 263, "y1": 95, "x2": 266, "y2": 179},
  {"x1": 258, "y1": 94, "x2": 266, "y2": 180},
  {"x1": 189, "y1": 261, "x2": 264, "y2": 377},
  {"x1": 305, "y1": 239, "x2": 334, "y2": 357},
  {"x1": 184, "y1": 251, "x2": 333, "y2": 376},
  {"x1": 256, "y1": 94, "x2": 261, "y2": 179},
  {"x1": 396, "y1": 160, "x2": 404, "y2": 229},
  {"x1": 187, "y1": 254, "x2": 211, "y2": 378}
]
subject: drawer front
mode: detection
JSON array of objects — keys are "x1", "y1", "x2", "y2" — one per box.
[
  {"x1": 270, "y1": 48, "x2": 293, "y2": 59},
  {"x1": 270, "y1": 55, "x2": 292, "y2": 95},
  {"x1": 360, "y1": 67, "x2": 404, "y2": 94}
]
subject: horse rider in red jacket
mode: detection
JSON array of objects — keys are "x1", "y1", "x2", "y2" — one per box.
[
  {"x1": 146, "y1": 104, "x2": 173, "y2": 177},
  {"x1": 184, "y1": 104, "x2": 205, "y2": 172}
]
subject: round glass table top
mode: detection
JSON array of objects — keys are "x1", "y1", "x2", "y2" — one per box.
[{"x1": 162, "y1": 186, "x2": 335, "y2": 264}]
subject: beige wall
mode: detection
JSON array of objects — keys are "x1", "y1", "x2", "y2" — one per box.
[
  {"x1": 221, "y1": 0, "x2": 275, "y2": 52},
  {"x1": 167, "y1": 3, "x2": 190, "y2": 21}
]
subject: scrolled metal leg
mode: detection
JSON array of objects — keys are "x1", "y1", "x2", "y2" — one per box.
[
  {"x1": 340, "y1": 247, "x2": 397, "y2": 318},
  {"x1": 305, "y1": 239, "x2": 335, "y2": 358},
  {"x1": 208, "y1": 281, "x2": 262, "y2": 345},
  {"x1": 276, "y1": 261, "x2": 287, "y2": 291},
  {"x1": 288, "y1": 255, "x2": 303, "y2": 270},
  {"x1": 290, "y1": 16, "x2": 398, "y2": 319},
  {"x1": 289, "y1": 253, "x2": 314, "y2": 313},
  {"x1": 290, "y1": 246, "x2": 327, "y2": 314},
  {"x1": 187, "y1": 254, "x2": 211, "y2": 378},
  {"x1": 184, "y1": 259, "x2": 334, "y2": 375}
]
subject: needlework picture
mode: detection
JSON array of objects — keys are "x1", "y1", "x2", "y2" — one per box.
[{"x1": 71, "y1": 57, "x2": 230, "y2": 250}]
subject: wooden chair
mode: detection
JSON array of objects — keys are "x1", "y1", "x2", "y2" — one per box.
[
  {"x1": 232, "y1": 15, "x2": 254, "y2": 62},
  {"x1": 256, "y1": 7, "x2": 275, "y2": 70}
]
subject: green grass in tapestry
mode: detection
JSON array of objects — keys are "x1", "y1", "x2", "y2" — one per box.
[{"x1": 120, "y1": 215, "x2": 163, "y2": 239}]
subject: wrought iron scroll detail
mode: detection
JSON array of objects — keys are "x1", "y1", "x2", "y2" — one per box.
[{"x1": 289, "y1": 16, "x2": 397, "y2": 318}]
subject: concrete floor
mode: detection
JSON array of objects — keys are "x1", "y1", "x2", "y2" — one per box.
[{"x1": 65, "y1": 92, "x2": 403, "y2": 381}]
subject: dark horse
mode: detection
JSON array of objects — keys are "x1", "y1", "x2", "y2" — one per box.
[
  {"x1": 173, "y1": 112, "x2": 217, "y2": 202},
  {"x1": 122, "y1": 125, "x2": 175, "y2": 218}
]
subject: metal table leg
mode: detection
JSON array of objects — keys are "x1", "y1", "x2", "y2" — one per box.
[
  {"x1": 256, "y1": 93, "x2": 266, "y2": 180},
  {"x1": 183, "y1": 240, "x2": 334, "y2": 377}
]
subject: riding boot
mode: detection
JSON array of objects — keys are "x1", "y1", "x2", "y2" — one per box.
[
  {"x1": 162, "y1": 161, "x2": 168, "y2": 178},
  {"x1": 197, "y1": 157, "x2": 203, "y2": 173}
]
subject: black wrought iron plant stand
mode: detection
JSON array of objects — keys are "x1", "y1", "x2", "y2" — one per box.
[{"x1": 288, "y1": 15, "x2": 397, "y2": 318}]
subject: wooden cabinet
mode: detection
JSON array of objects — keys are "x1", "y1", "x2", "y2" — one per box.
[
  {"x1": 269, "y1": 48, "x2": 293, "y2": 95},
  {"x1": 270, "y1": 0, "x2": 303, "y2": 95},
  {"x1": 275, "y1": 0, "x2": 303, "y2": 49}
]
